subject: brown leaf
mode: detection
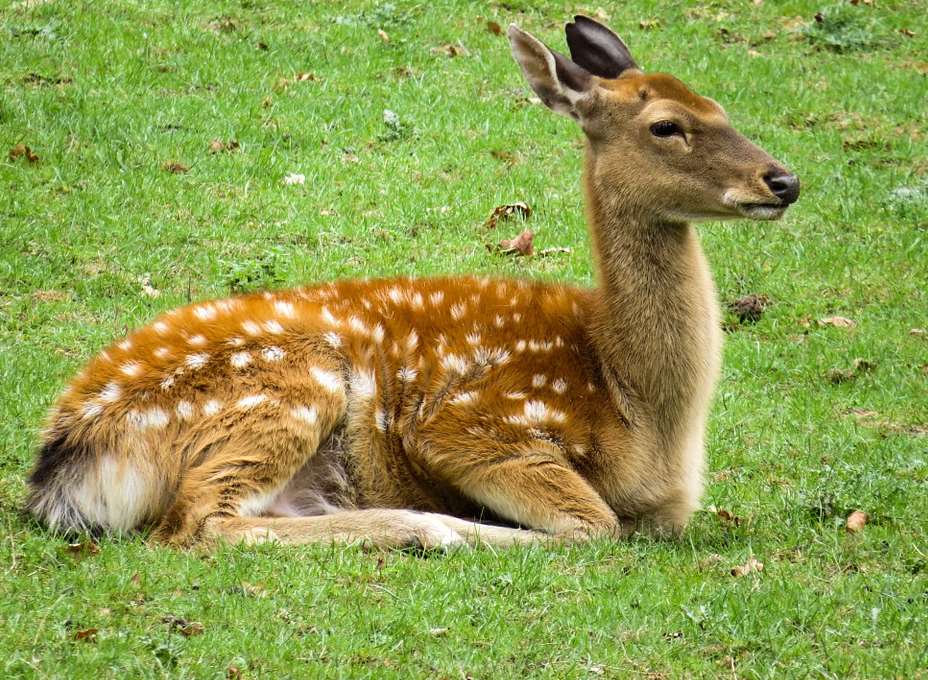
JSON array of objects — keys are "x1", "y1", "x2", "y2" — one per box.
[
  {"x1": 715, "y1": 508, "x2": 742, "y2": 526},
  {"x1": 484, "y1": 202, "x2": 531, "y2": 229},
  {"x1": 163, "y1": 615, "x2": 205, "y2": 636},
  {"x1": 140, "y1": 273, "x2": 161, "y2": 298},
  {"x1": 239, "y1": 581, "x2": 268, "y2": 598},
  {"x1": 295, "y1": 72, "x2": 317, "y2": 82},
  {"x1": 496, "y1": 229, "x2": 534, "y2": 257},
  {"x1": 208, "y1": 139, "x2": 240, "y2": 154},
  {"x1": 827, "y1": 358, "x2": 875, "y2": 384},
  {"x1": 639, "y1": 19, "x2": 661, "y2": 30},
  {"x1": 227, "y1": 666, "x2": 243, "y2": 679},
  {"x1": 486, "y1": 20, "x2": 502, "y2": 36},
  {"x1": 490, "y1": 149, "x2": 518, "y2": 166},
  {"x1": 377, "y1": 29, "x2": 390, "y2": 43},
  {"x1": 910, "y1": 328, "x2": 926, "y2": 337},
  {"x1": 728, "y1": 294, "x2": 769, "y2": 323},
  {"x1": 9, "y1": 143, "x2": 39, "y2": 163},
  {"x1": 817, "y1": 315, "x2": 856, "y2": 329},
  {"x1": 730, "y1": 556, "x2": 764, "y2": 577},
  {"x1": 162, "y1": 161, "x2": 189, "y2": 174},
  {"x1": 206, "y1": 16, "x2": 237, "y2": 33},
  {"x1": 32, "y1": 290, "x2": 70, "y2": 302},
  {"x1": 73, "y1": 627, "x2": 98, "y2": 642},
  {"x1": 845, "y1": 510, "x2": 868, "y2": 533},
  {"x1": 431, "y1": 43, "x2": 468, "y2": 58},
  {"x1": 429, "y1": 627, "x2": 449, "y2": 636},
  {"x1": 899, "y1": 28, "x2": 915, "y2": 38}
]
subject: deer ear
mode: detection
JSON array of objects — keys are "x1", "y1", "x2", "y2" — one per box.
[
  {"x1": 508, "y1": 24, "x2": 593, "y2": 120},
  {"x1": 565, "y1": 15, "x2": 639, "y2": 78}
]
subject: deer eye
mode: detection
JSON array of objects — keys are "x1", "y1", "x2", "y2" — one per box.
[{"x1": 650, "y1": 121, "x2": 682, "y2": 138}]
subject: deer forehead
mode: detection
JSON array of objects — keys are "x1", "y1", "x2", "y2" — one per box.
[{"x1": 601, "y1": 73, "x2": 727, "y2": 123}]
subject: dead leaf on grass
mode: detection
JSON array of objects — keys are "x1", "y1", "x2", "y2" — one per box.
[
  {"x1": 32, "y1": 290, "x2": 70, "y2": 302},
  {"x1": 484, "y1": 202, "x2": 531, "y2": 229},
  {"x1": 845, "y1": 510, "x2": 868, "y2": 533},
  {"x1": 639, "y1": 19, "x2": 661, "y2": 30},
  {"x1": 9, "y1": 143, "x2": 39, "y2": 163},
  {"x1": 486, "y1": 20, "x2": 502, "y2": 36},
  {"x1": 208, "y1": 139, "x2": 240, "y2": 154},
  {"x1": 490, "y1": 149, "x2": 518, "y2": 165},
  {"x1": 730, "y1": 556, "x2": 764, "y2": 577},
  {"x1": 72, "y1": 627, "x2": 98, "y2": 642},
  {"x1": 827, "y1": 358, "x2": 875, "y2": 384},
  {"x1": 163, "y1": 615, "x2": 205, "y2": 636},
  {"x1": 910, "y1": 328, "x2": 926, "y2": 337},
  {"x1": 818, "y1": 315, "x2": 856, "y2": 329},
  {"x1": 377, "y1": 28, "x2": 390, "y2": 43},
  {"x1": 66, "y1": 541, "x2": 100, "y2": 557},
  {"x1": 493, "y1": 229, "x2": 534, "y2": 257},
  {"x1": 227, "y1": 666, "x2": 243, "y2": 679},
  {"x1": 206, "y1": 16, "x2": 238, "y2": 33},
  {"x1": 282, "y1": 172, "x2": 305, "y2": 185},
  {"x1": 728, "y1": 294, "x2": 769, "y2": 323},
  {"x1": 162, "y1": 161, "x2": 189, "y2": 174},
  {"x1": 139, "y1": 273, "x2": 161, "y2": 298},
  {"x1": 431, "y1": 43, "x2": 468, "y2": 58},
  {"x1": 429, "y1": 627, "x2": 449, "y2": 636}
]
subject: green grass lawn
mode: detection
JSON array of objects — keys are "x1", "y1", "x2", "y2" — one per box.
[{"x1": 2, "y1": 0, "x2": 926, "y2": 676}]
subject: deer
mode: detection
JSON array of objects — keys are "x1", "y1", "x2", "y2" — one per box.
[{"x1": 26, "y1": 16, "x2": 799, "y2": 550}]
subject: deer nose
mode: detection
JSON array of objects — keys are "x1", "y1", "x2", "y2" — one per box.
[{"x1": 763, "y1": 171, "x2": 800, "y2": 206}]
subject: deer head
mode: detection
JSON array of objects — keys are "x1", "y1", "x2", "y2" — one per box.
[{"x1": 509, "y1": 16, "x2": 799, "y2": 223}]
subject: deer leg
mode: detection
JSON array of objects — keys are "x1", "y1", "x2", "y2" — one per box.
[{"x1": 152, "y1": 391, "x2": 344, "y2": 546}]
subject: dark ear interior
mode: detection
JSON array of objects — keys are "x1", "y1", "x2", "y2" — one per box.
[{"x1": 565, "y1": 15, "x2": 639, "y2": 78}]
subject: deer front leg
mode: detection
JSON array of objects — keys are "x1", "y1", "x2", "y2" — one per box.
[{"x1": 419, "y1": 441, "x2": 630, "y2": 541}]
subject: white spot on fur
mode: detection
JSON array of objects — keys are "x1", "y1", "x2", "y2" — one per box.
[
  {"x1": 397, "y1": 366, "x2": 418, "y2": 382},
  {"x1": 261, "y1": 346, "x2": 285, "y2": 362},
  {"x1": 120, "y1": 361, "x2": 141, "y2": 377},
  {"x1": 203, "y1": 399, "x2": 222, "y2": 416},
  {"x1": 323, "y1": 331, "x2": 342, "y2": 348},
  {"x1": 228, "y1": 337, "x2": 245, "y2": 347},
  {"x1": 529, "y1": 340, "x2": 553, "y2": 353},
  {"x1": 450, "y1": 391, "x2": 478, "y2": 405},
  {"x1": 264, "y1": 320, "x2": 284, "y2": 334},
  {"x1": 513, "y1": 313, "x2": 522, "y2": 323},
  {"x1": 506, "y1": 400, "x2": 566, "y2": 426},
  {"x1": 81, "y1": 402, "x2": 103, "y2": 420},
  {"x1": 348, "y1": 316, "x2": 368, "y2": 335},
  {"x1": 372, "y1": 324, "x2": 385, "y2": 344},
  {"x1": 441, "y1": 353, "x2": 469, "y2": 374},
  {"x1": 474, "y1": 346, "x2": 510, "y2": 366},
  {"x1": 310, "y1": 367, "x2": 344, "y2": 393},
  {"x1": 450, "y1": 303, "x2": 466, "y2": 320},
  {"x1": 160, "y1": 375, "x2": 176, "y2": 391},
  {"x1": 153, "y1": 321, "x2": 170, "y2": 335},
  {"x1": 99, "y1": 382, "x2": 121, "y2": 403},
  {"x1": 504, "y1": 391, "x2": 526, "y2": 400},
  {"x1": 515, "y1": 340, "x2": 527, "y2": 353},
  {"x1": 237, "y1": 394, "x2": 268, "y2": 409},
  {"x1": 349, "y1": 369, "x2": 376, "y2": 398},
  {"x1": 411, "y1": 292, "x2": 424, "y2": 308},
  {"x1": 185, "y1": 353, "x2": 209, "y2": 369},
  {"x1": 187, "y1": 334, "x2": 207, "y2": 346},
  {"x1": 374, "y1": 408, "x2": 387, "y2": 432},
  {"x1": 230, "y1": 351, "x2": 252, "y2": 368},
  {"x1": 242, "y1": 320, "x2": 262, "y2": 336},
  {"x1": 551, "y1": 378, "x2": 567, "y2": 394},
  {"x1": 274, "y1": 300, "x2": 296, "y2": 318},
  {"x1": 587, "y1": 382, "x2": 596, "y2": 393},
  {"x1": 532, "y1": 374, "x2": 547, "y2": 388},
  {"x1": 128, "y1": 407, "x2": 169, "y2": 430},
  {"x1": 494, "y1": 315, "x2": 505, "y2": 328},
  {"x1": 554, "y1": 336, "x2": 564, "y2": 348},
  {"x1": 176, "y1": 401, "x2": 194, "y2": 420},
  {"x1": 405, "y1": 330, "x2": 419, "y2": 351},
  {"x1": 194, "y1": 305, "x2": 217, "y2": 321},
  {"x1": 466, "y1": 332, "x2": 481, "y2": 346},
  {"x1": 291, "y1": 405, "x2": 318, "y2": 425},
  {"x1": 320, "y1": 306, "x2": 341, "y2": 327},
  {"x1": 429, "y1": 291, "x2": 444, "y2": 306},
  {"x1": 117, "y1": 339, "x2": 132, "y2": 351},
  {"x1": 388, "y1": 287, "x2": 403, "y2": 304},
  {"x1": 154, "y1": 347, "x2": 170, "y2": 359}
]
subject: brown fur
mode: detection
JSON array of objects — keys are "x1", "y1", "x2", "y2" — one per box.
[{"x1": 26, "y1": 18, "x2": 797, "y2": 549}]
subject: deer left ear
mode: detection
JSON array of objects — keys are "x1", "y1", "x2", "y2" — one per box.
[
  {"x1": 565, "y1": 15, "x2": 640, "y2": 79},
  {"x1": 508, "y1": 24, "x2": 593, "y2": 120}
]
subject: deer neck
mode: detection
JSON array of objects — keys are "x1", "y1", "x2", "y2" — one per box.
[{"x1": 583, "y1": 154, "x2": 721, "y2": 441}]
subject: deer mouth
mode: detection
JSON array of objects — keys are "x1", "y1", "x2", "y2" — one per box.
[{"x1": 735, "y1": 202, "x2": 787, "y2": 221}]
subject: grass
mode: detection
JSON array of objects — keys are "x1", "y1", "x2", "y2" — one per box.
[{"x1": 1, "y1": 0, "x2": 926, "y2": 677}]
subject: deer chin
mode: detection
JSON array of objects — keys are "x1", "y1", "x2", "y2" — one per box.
[{"x1": 736, "y1": 203, "x2": 787, "y2": 221}]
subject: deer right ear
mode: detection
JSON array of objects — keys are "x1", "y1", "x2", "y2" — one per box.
[
  {"x1": 508, "y1": 24, "x2": 593, "y2": 120},
  {"x1": 565, "y1": 15, "x2": 639, "y2": 78}
]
